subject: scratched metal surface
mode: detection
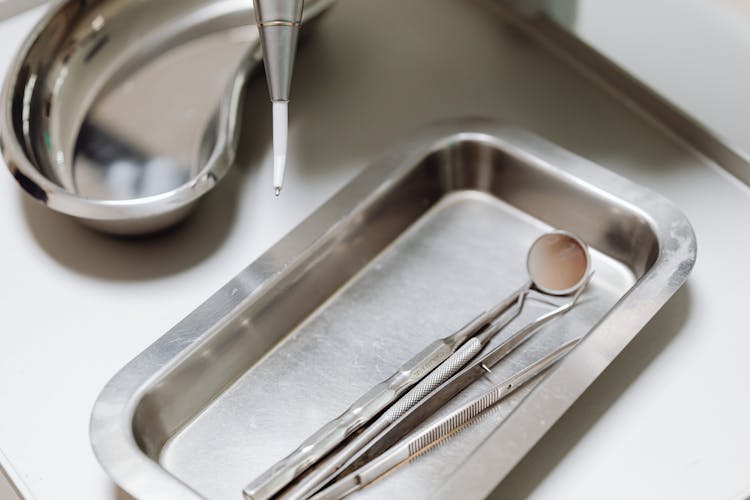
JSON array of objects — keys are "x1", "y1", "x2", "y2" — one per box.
[{"x1": 159, "y1": 190, "x2": 634, "y2": 499}]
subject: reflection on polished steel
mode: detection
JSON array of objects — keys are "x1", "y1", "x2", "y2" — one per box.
[
  {"x1": 259, "y1": 233, "x2": 591, "y2": 500},
  {"x1": 311, "y1": 338, "x2": 581, "y2": 500},
  {"x1": 89, "y1": 120, "x2": 696, "y2": 499},
  {"x1": 284, "y1": 277, "x2": 589, "y2": 500},
  {"x1": 0, "y1": 0, "x2": 334, "y2": 234}
]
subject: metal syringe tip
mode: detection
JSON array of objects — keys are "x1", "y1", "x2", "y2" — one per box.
[{"x1": 275, "y1": 187, "x2": 281, "y2": 197}]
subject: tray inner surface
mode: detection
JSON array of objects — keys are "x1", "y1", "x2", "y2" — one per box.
[{"x1": 156, "y1": 150, "x2": 640, "y2": 498}]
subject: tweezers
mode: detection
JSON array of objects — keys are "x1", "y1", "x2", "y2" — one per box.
[
  {"x1": 311, "y1": 337, "x2": 581, "y2": 499},
  {"x1": 243, "y1": 283, "x2": 531, "y2": 499},
  {"x1": 279, "y1": 282, "x2": 587, "y2": 500}
]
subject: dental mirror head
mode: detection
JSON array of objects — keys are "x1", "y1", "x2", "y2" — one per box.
[{"x1": 526, "y1": 230, "x2": 591, "y2": 295}]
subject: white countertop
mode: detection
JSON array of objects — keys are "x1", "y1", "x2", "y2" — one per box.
[{"x1": 1, "y1": 1, "x2": 749, "y2": 499}]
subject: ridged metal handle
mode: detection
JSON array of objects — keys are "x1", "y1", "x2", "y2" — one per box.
[
  {"x1": 280, "y1": 338, "x2": 484, "y2": 500},
  {"x1": 243, "y1": 331, "x2": 475, "y2": 500},
  {"x1": 383, "y1": 337, "x2": 482, "y2": 421},
  {"x1": 312, "y1": 339, "x2": 581, "y2": 500},
  {"x1": 406, "y1": 338, "x2": 580, "y2": 461}
]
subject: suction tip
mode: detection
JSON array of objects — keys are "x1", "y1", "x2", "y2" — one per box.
[
  {"x1": 272, "y1": 101, "x2": 288, "y2": 196},
  {"x1": 275, "y1": 187, "x2": 281, "y2": 197}
]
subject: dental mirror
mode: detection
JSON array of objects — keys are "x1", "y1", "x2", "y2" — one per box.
[{"x1": 527, "y1": 230, "x2": 591, "y2": 296}]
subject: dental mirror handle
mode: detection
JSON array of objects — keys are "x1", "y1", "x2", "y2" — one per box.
[{"x1": 243, "y1": 312, "x2": 489, "y2": 500}]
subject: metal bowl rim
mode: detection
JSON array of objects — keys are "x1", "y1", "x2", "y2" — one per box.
[{"x1": 0, "y1": 0, "x2": 238, "y2": 222}]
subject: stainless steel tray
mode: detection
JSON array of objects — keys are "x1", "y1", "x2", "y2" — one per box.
[{"x1": 90, "y1": 119, "x2": 695, "y2": 500}]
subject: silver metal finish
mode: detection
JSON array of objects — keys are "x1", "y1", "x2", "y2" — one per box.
[
  {"x1": 286, "y1": 284, "x2": 584, "y2": 500},
  {"x1": 279, "y1": 298, "x2": 526, "y2": 500},
  {"x1": 245, "y1": 285, "x2": 523, "y2": 499},
  {"x1": 89, "y1": 120, "x2": 696, "y2": 500},
  {"x1": 313, "y1": 338, "x2": 581, "y2": 500},
  {"x1": 0, "y1": 0, "x2": 332, "y2": 234},
  {"x1": 251, "y1": 233, "x2": 589, "y2": 499},
  {"x1": 243, "y1": 312, "x2": 483, "y2": 500},
  {"x1": 324, "y1": 281, "x2": 589, "y2": 487},
  {"x1": 253, "y1": 0, "x2": 304, "y2": 102}
]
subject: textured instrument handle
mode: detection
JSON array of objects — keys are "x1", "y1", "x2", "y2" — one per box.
[
  {"x1": 407, "y1": 339, "x2": 581, "y2": 462},
  {"x1": 383, "y1": 337, "x2": 483, "y2": 421},
  {"x1": 310, "y1": 373, "x2": 512, "y2": 500},
  {"x1": 318, "y1": 340, "x2": 581, "y2": 500},
  {"x1": 243, "y1": 336, "x2": 461, "y2": 500},
  {"x1": 280, "y1": 337, "x2": 484, "y2": 500}
]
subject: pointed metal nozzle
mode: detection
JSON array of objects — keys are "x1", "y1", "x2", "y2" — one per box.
[{"x1": 253, "y1": 0, "x2": 304, "y2": 102}]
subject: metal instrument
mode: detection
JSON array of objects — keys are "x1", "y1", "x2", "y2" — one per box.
[
  {"x1": 89, "y1": 120, "x2": 696, "y2": 500},
  {"x1": 244, "y1": 232, "x2": 591, "y2": 500},
  {"x1": 291, "y1": 278, "x2": 589, "y2": 499},
  {"x1": 253, "y1": 0, "x2": 304, "y2": 195},
  {"x1": 275, "y1": 296, "x2": 524, "y2": 500},
  {"x1": 278, "y1": 276, "x2": 590, "y2": 500},
  {"x1": 243, "y1": 292, "x2": 519, "y2": 500},
  {"x1": 311, "y1": 338, "x2": 581, "y2": 500},
  {"x1": 0, "y1": 0, "x2": 334, "y2": 234}
]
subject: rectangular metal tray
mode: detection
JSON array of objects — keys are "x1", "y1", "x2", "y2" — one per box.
[{"x1": 90, "y1": 119, "x2": 696, "y2": 500}]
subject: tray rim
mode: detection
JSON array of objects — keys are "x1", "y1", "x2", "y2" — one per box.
[
  {"x1": 89, "y1": 119, "x2": 697, "y2": 500},
  {"x1": 433, "y1": 133, "x2": 698, "y2": 498}
]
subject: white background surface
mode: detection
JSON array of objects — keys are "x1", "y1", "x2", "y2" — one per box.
[
  {"x1": 1, "y1": 1, "x2": 749, "y2": 499},
  {"x1": 569, "y1": 0, "x2": 750, "y2": 154}
]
